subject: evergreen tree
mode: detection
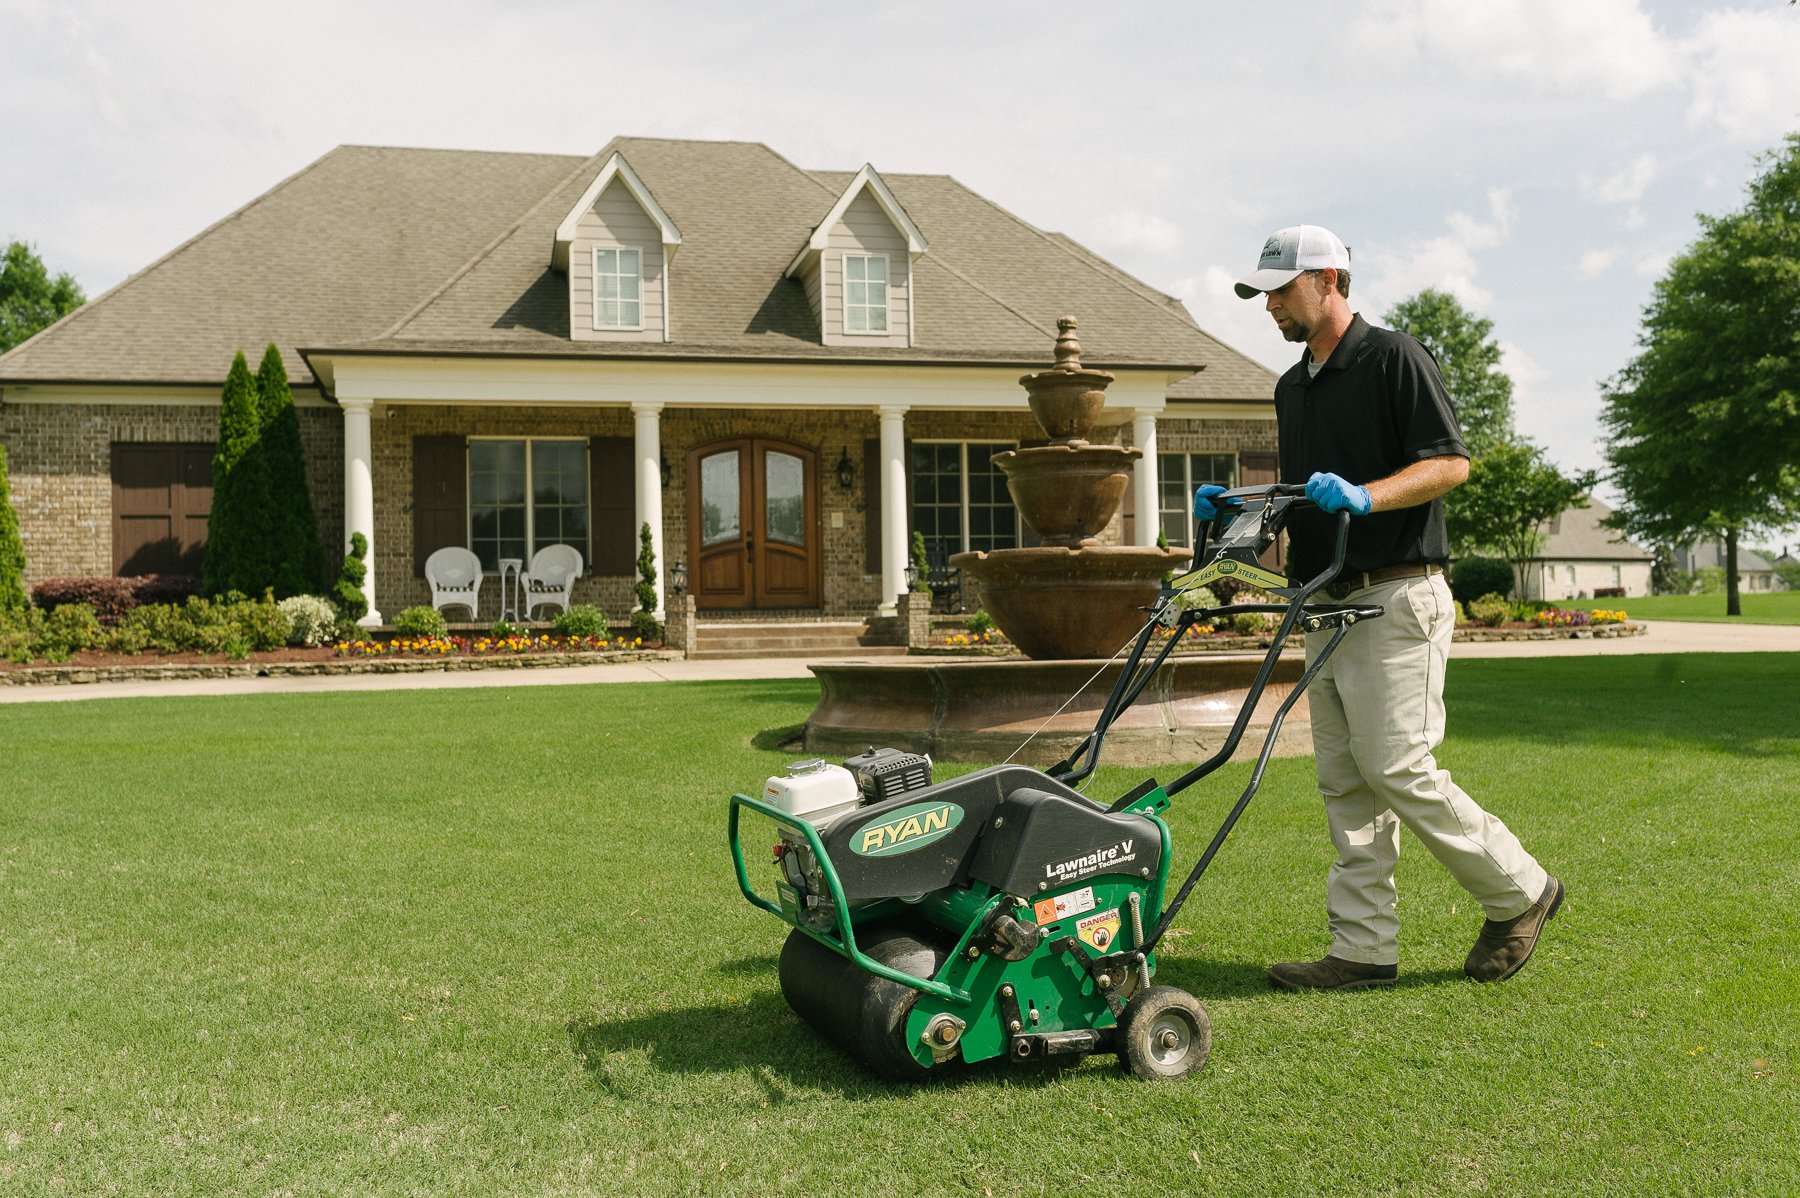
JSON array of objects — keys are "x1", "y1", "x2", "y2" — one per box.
[
  {"x1": 0, "y1": 443, "x2": 27, "y2": 612},
  {"x1": 255, "y1": 343, "x2": 325, "y2": 596},
  {"x1": 202, "y1": 351, "x2": 275, "y2": 596}
]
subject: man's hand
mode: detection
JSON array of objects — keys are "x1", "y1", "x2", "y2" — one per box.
[
  {"x1": 1305, "y1": 472, "x2": 1373, "y2": 515},
  {"x1": 1193, "y1": 484, "x2": 1238, "y2": 522}
]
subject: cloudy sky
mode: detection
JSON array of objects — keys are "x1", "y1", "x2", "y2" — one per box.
[{"x1": 5, "y1": 0, "x2": 1798, "y2": 516}]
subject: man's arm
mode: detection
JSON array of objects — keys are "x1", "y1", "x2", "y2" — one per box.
[{"x1": 1364, "y1": 454, "x2": 1468, "y2": 513}]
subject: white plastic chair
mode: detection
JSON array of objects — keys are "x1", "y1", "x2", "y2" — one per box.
[
  {"x1": 520, "y1": 544, "x2": 582, "y2": 619},
  {"x1": 424, "y1": 546, "x2": 483, "y2": 621}
]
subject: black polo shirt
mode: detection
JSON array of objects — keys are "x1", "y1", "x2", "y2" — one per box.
[{"x1": 1275, "y1": 313, "x2": 1468, "y2": 583}]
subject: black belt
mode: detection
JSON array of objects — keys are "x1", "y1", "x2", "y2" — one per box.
[{"x1": 1324, "y1": 562, "x2": 1444, "y2": 600}]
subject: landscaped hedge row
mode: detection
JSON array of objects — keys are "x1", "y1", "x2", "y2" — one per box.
[
  {"x1": 1, "y1": 592, "x2": 291, "y2": 663},
  {"x1": 30, "y1": 575, "x2": 202, "y2": 624}
]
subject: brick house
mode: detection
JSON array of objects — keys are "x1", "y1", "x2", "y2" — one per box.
[{"x1": 0, "y1": 138, "x2": 1277, "y2": 625}]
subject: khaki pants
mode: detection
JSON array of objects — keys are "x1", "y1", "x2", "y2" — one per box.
[{"x1": 1303, "y1": 573, "x2": 1546, "y2": 965}]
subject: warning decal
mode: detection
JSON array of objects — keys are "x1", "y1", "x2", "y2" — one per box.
[
  {"x1": 1076, "y1": 908, "x2": 1122, "y2": 951},
  {"x1": 1032, "y1": 886, "x2": 1096, "y2": 926}
]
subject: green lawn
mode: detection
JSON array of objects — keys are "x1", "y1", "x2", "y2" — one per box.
[
  {"x1": 3, "y1": 657, "x2": 1797, "y2": 1196},
  {"x1": 1560, "y1": 589, "x2": 1800, "y2": 625}
]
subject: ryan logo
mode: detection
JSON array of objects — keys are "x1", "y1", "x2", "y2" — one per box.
[{"x1": 851, "y1": 802, "x2": 965, "y2": 858}]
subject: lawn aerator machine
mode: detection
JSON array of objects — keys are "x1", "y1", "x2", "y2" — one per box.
[{"x1": 728, "y1": 484, "x2": 1384, "y2": 1080}]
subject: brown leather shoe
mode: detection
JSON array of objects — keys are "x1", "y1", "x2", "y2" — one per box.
[
  {"x1": 1268, "y1": 955, "x2": 1398, "y2": 991},
  {"x1": 1465, "y1": 876, "x2": 1565, "y2": 982}
]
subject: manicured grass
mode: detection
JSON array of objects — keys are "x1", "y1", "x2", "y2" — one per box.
[
  {"x1": 2, "y1": 657, "x2": 1796, "y2": 1195},
  {"x1": 1557, "y1": 590, "x2": 1800, "y2": 625}
]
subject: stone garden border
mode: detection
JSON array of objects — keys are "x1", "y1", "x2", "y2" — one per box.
[
  {"x1": 910, "y1": 621, "x2": 1648, "y2": 658},
  {"x1": 0, "y1": 649, "x2": 682, "y2": 687}
]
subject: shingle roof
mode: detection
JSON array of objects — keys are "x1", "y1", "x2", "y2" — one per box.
[
  {"x1": 1531, "y1": 498, "x2": 1655, "y2": 562},
  {"x1": 0, "y1": 138, "x2": 1274, "y2": 398},
  {"x1": 0, "y1": 146, "x2": 587, "y2": 387}
]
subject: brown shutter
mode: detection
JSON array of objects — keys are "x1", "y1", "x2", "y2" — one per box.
[
  {"x1": 590, "y1": 436, "x2": 635, "y2": 575},
  {"x1": 412, "y1": 436, "x2": 466, "y2": 577},
  {"x1": 112, "y1": 442, "x2": 214, "y2": 577}
]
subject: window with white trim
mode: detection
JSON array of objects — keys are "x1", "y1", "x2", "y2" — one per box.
[
  {"x1": 910, "y1": 442, "x2": 1018, "y2": 562},
  {"x1": 1158, "y1": 452, "x2": 1238, "y2": 547},
  {"x1": 843, "y1": 253, "x2": 889, "y2": 333},
  {"x1": 594, "y1": 247, "x2": 642, "y2": 330},
  {"x1": 469, "y1": 438, "x2": 589, "y2": 571}
]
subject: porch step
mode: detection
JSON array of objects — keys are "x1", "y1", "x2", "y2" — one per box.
[{"x1": 690, "y1": 619, "x2": 906, "y2": 660}]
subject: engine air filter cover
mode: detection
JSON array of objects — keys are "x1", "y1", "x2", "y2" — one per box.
[{"x1": 844, "y1": 747, "x2": 934, "y2": 805}]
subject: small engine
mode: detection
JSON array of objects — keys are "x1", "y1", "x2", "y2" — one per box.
[{"x1": 843, "y1": 746, "x2": 933, "y2": 805}]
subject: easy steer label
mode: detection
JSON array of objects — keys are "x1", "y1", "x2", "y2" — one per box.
[
  {"x1": 1033, "y1": 886, "x2": 1095, "y2": 925},
  {"x1": 1077, "y1": 908, "x2": 1122, "y2": 951}
]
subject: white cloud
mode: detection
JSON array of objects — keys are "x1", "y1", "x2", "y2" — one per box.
[
  {"x1": 1364, "y1": 189, "x2": 1515, "y2": 310},
  {"x1": 1579, "y1": 248, "x2": 1621, "y2": 278},
  {"x1": 1410, "y1": 0, "x2": 1681, "y2": 102},
  {"x1": 1635, "y1": 251, "x2": 1674, "y2": 279},
  {"x1": 1089, "y1": 209, "x2": 1184, "y2": 260},
  {"x1": 1684, "y1": 8, "x2": 1800, "y2": 141},
  {"x1": 1582, "y1": 153, "x2": 1658, "y2": 204},
  {"x1": 1168, "y1": 267, "x2": 1295, "y2": 374}
]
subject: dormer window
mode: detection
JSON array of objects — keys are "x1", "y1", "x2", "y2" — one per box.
[
  {"x1": 844, "y1": 253, "x2": 889, "y2": 334},
  {"x1": 594, "y1": 248, "x2": 642, "y2": 330}
]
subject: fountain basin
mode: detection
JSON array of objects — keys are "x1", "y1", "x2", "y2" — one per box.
[
  {"x1": 1018, "y1": 367, "x2": 1115, "y2": 439},
  {"x1": 805, "y1": 654, "x2": 1311, "y2": 766},
  {"x1": 993, "y1": 442, "x2": 1139, "y2": 546},
  {"x1": 950, "y1": 544, "x2": 1192, "y2": 660}
]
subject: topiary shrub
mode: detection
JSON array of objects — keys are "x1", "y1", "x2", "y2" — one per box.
[
  {"x1": 1451, "y1": 556, "x2": 1515, "y2": 604},
  {"x1": 278, "y1": 595, "x2": 339, "y2": 646},
  {"x1": 333, "y1": 532, "x2": 369, "y2": 623},
  {"x1": 0, "y1": 443, "x2": 26, "y2": 613},
  {"x1": 635, "y1": 522, "x2": 658, "y2": 616},
  {"x1": 629, "y1": 609, "x2": 661, "y2": 642},
  {"x1": 555, "y1": 604, "x2": 610, "y2": 640},
  {"x1": 910, "y1": 530, "x2": 931, "y2": 593},
  {"x1": 1468, "y1": 592, "x2": 1510, "y2": 627},
  {"x1": 394, "y1": 605, "x2": 448, "y2": 639}
]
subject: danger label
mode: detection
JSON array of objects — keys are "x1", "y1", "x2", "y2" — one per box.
[
  {"x1": 1077, "y1": 908, "x2": 1122, "y2": 951},
  {"x1": 1032, "y1": 886, "x2": 1095, "y2": 926}
]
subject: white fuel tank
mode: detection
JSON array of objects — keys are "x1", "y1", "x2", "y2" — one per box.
[{"x1": 763, "y1": 758, "x2": 860, "y2": 825}]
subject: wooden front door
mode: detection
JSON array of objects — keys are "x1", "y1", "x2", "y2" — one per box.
[{"x1": 689, "y1": 438, "x2": 821, "y2": 609}]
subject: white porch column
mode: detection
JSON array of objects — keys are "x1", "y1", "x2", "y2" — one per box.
[
  {"x1": 1132, "y1": 411, "x2": 1160, "y2": 547},
  {"x1": 341, "y1": 397, "x2": 380, "y2": 627},
  {"x1": 878, "y1": 404, "x2": 909, "y2": 616},
  {"x1": 633, "y1": 402, "x2": 666, "y2": 619}
]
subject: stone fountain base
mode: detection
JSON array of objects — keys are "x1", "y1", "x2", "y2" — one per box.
[{"x1": 804, "y1": 653, "x2": 1311, "y2": 768}]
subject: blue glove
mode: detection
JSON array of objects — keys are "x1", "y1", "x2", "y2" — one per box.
[
  {"x1": 1193, "y1": 484, "x2": 1237, "y2": 522},
  {"x1": 1305, "y1": 472, "x2": 1373, "y2": 515}
]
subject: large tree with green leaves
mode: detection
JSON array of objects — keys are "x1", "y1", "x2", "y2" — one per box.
[
  {"x1": 1602, "y1": 134, "x2": 1800, "y2": 617},
  {"x1": 255, "y1": 343, "x2": 325, "y2": 597},
  {"x1": 1445, "y1": 439, "x2": 1595, "y2": 597},
  {"x1": 1384, "y1": 288, "x2": 1515, "y2": 454},
  {"x1": 202, "y1": 352, "x2": 275, "y2": 596},
  {"x1": 0, "y1": 240, "x2": 85, "y2": 354}
]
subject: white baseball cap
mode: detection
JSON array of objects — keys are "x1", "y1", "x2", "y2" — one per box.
[{"x1": 1234, "y1": 225, "x2": 1351, "y2": 299}]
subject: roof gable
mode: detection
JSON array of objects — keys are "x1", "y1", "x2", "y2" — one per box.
[
  {"x1": 785, "y1": 164, "x2": 926, "y2": 278},
  {"x1": 552, "y1": 152, "x2": 681, "y2": 272}
]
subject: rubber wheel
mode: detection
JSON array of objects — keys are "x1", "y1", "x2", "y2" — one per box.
[
  {"x1": 778, "y1": 922, "x2": 953, "y2": 1081},
  {"x1": 1117, "y1": 985, "x2": 1211, "y2": 1080}
]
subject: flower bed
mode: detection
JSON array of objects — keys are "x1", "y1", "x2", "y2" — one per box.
[{"x1": 335, "y1": 633, "x2": 651, "y2": 657}]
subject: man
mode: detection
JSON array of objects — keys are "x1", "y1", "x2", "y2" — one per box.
[{"x1": 1200, "y1": 225, "x2": 1563, "y2": 989}]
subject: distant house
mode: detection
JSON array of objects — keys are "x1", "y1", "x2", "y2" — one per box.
[
  {"x1": 1524, "y1": 498, "x2": 1655, "y2": 599},
  {"x1": 1674, "y1": 540, "x2": 1782, "y2": 594},
  {"x1": 1775, "y1": 549, "x2": 1797, "y2": 591},
  {"x1": 0, "y1": 138, "x2": 1278, "y2": 626}
]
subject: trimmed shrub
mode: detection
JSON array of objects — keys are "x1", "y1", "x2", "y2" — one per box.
[
  {"x1": 964, "y1": 609, "x2": 996, "y2": 635},
  {"x1": 489, "y1": 618, "x2": 524, "y2": 641},
  {"x1": 1468, "y1": 592, "x2": 1510, "y2": 627},
  {"x1": 256, "y1": 343, "x2": 326, "y2": 597},
  {"x1": 1594, "y1": 586, "x2": 1626, "y2": 599},
  {"x1": 1451, "y1": 556, "x2": 1515, "y2": 604},
  {"x1": 31, "y1": 575, "x2": 202, "y2": 624},
  {"x1": 629, "y1": 609, "x2": 661, "y2": 642},
  {"x1": 333, "y1": 532, "x2": 369, "y2": 622},
  {"x1": 35, "y1": 603, "x2": 101, "y2": 661},
  {"x1": 203, "y1": 351, "x2": 275, "y2": 597},
  {"x1": 1173, "y1": 585, "x2": 1220, "y2": 613},
  {"x1": 555, "y1": 604, "x2": 610, "y2": 640},
  {"x1": 910, "y1": 530, "x2": 931, "y2": 593},
  {"x1": 0, "y1": 443, "x2": 26, "y2": 612},
  {"x1": 115, "y1": 593, "x2": 290, "y2": 655},
  {"x1": 394, "y1": 605, "x2": 448, "y2": 639},
  {"x1": 278, "y1": 595, "x2": 339, "y2": 646},
  {"x1": 1231, "y1": 609, "x2": 1275, "y2": 636},
  {"x1": 635, "y1": 522, "x2": 658, "y2": 616}
]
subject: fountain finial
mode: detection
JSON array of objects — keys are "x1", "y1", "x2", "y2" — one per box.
[{"x1": 1053, "y1": 317, "x2": 1082, "y2": 371}]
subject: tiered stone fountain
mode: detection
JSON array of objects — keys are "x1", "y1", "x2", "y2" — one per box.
[{"x1": 805, "y1": 319, "x2": 1310, "y2": 766}]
